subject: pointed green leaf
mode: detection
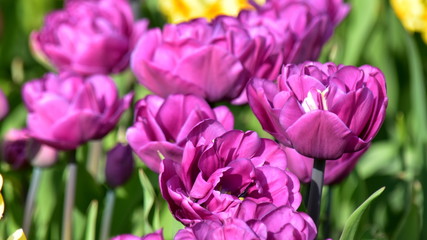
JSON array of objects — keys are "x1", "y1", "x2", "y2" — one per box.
[
  {"x1": 339, "y1": 187, "x2": 385, "y2": 240},
  {"x1": 138, "y1": 168, "x2": 156, "y2": 234}
]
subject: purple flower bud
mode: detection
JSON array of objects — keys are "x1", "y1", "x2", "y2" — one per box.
[
  {"x1": 131, "y1": 17, "x2": 275, "y2": 103},
  {"x1": 31, "y1": 0, "x2": 148, "y2": 75},
  {"x1": 159, "y1": 121, "x2": 301, "y2": 226},
  {"x1": 126, "y1": 94, "x2": 234, "y2": 173},
  {"x1": 0, "y1": 90, "x2": 8, "y2": 120},
  {"x1": 23, "y1": 72, "x2": 133, "y2": 150},
  {"x1": 111, "y1": 229, "x2": 163, "y2": 240},
  {"x1": 248, "y1": 62, "x2": 388, "y2": 160},
  {"x1": 105, "y1": 143, "x2": 134, "y2": 188},
  {"x1": 2, "y1": 129, "x2": 58, "y2": 169}
]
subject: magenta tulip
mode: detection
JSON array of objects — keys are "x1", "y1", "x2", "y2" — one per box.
[
  {"x1": 23, "y1": 72, "x2": 132, "y2": 150},
  {"x1": 159, "y1": 121, "x2": 301, "y2": 226},
  {"x1": 248, "y1": 62, "x2": 388, "y2": 160},
  {"x1": 175, "y1": 200, "x2": 316, "y2": 240},
  {"x1": 105, "y1": 143, "x2": 134, "y2": 188},
  {"x1": 126, "y1": 94, "x2": 234, "y2": 172},
  {"x1": 174, "y1": 218, "x2": 260, "y2": 240},
  {"x1": 111, "y1": 229, "x2": 163, "y2": 240},
  {"x1": 235, "y1": 200, "x2": 316, "y2": 240},
  {"x1": 240, "y1": 0, "x2": 349, "y2": 65},
  {"x1": 131, "y1": 17, "x2": 276, "y2": 103},
  {"x1": 0, "y1": 90, "x2": 8, "y2": 120},
  {"x1": 31, "y1": 0, "x2": 148, "y2": 75},
  {"x1": 2, "y1": 129, "x2": 58, "y2": 169}
]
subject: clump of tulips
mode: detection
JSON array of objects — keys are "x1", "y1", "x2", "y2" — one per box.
[{"x1": 0, "y1": 0, "x2": 390, "y2": 239}]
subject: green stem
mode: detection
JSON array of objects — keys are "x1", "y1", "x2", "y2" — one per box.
[
  {"x1": 100, "y1": 189, "x2": 116, "y2": 240},
  {"x1": 307, "y1": 158, "x2": 326, "y2": 232},
  {"x1": 130, "y1": 0, "x2": 140, "y2": 19},
  {"x1": 23, "y1": 167, "x2": 42, "y2": 236},
  {"x1": 87, "y1": 140, "x2": 103, "y2": 181},
  {"x1": 62, "y1": 150, "x2": 77, "y2": 240}
]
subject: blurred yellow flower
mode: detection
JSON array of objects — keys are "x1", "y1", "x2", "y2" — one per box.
[
  {"x1": 159, "y1": 0, "x2": 265, "y2": 23},
  {"x1": 7, "y1": 229, "x2": 27, "y2": 240},
  {"x1": 391, "y1": 0, "x2": 427, "y2": 41},
  {"x1": 1, "y1": 175, "x2": 27, "y2": 240},
  {"x1": 1, "y1": 174, "x2": 4, "y2": 219}
]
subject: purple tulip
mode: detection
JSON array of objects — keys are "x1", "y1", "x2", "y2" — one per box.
[
  {"x1": 31, "y1": 0, "x2": 148, "y2": 75},
  {"x1": 105, "y1": 143, "x2": 134, "y2": 188},
  {"x1": 23, "y1": 72, "x2": 133, "y2": 150},
  {"x1": 240, "y1": 0, "x2": 350, "y2": 65},
  {"x1": 2, "y1": 129, "x2": 58, "y2": 169},
  {"x1": 175, "y1": 200, "x2": 316, "y2": 240},
  {"x1": 126, "y1": 94, "x2": 234, "y2": 173},
  {"x1": 284, "y1": 145, "x2": 369, "y2": 185},
  {"x1": 236, "y1": 200, "x2": 316, "y2": 240},
  {"x1": 111, "y1": 229, "x2": 164, "y2": 240},
  {"x1": 131, "y1": 17, "x2": 276, "y2": 103},
  {"x1": 248, "y1": 62, "x2": 388, "y2": 160},
  {"x1": 159, "y1": 121, "x2": 301, "y2": 226},
  {"x1": 0, "y1": 90, "x2": 8, "y2": 120}
]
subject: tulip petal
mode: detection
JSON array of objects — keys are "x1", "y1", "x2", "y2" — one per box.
[
  {"x1": 51, "y1": 110, "x2": 100, "y2": 148},
  {"x1": 135, "y1": 141, "x2": 183, "y2": 173},
  {"x1": 286, "y1": 75, "x2": 326, "y2": 102},
  {"x1": 213, "y1": 106, "x2": 234, "y2": 130},
  {"x1": 187, "y1": 119, "x2": 227, "y2": 147},
  {"x1": 175, "y1": 46, "x2": 248, "y2": 102},
  {"x1": 285, "y1": 110, "x2": 360, "y2": 159}
]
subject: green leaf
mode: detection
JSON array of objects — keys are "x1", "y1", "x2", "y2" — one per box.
[
  {"x1": 340, "y1": 0, "x2": 382, "y2": 65},
  {"x1": 339, "y1": 187, "x2": 385, "y2": 240},
  {"x1": 158, "y1": 199, "x2": 183, "y2": 240},
  {"x1": 85, "y1": 200, "x2": 98, "y2": 240},
  {"x1": 138, "y1": 168, "x2": 156, "y2": 234},
  {"x1": 392, "y1": 181, "x2": 423, "y2": 240}
]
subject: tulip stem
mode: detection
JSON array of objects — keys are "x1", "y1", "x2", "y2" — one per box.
[
  {"x1": 100, "y1": 189, "x2": 115, "y2": 240},
  {"x1": 87, "y1": 140, "x2": 103, "y2": 181},
  {"x1": 307, "y1": 158, "x2": 325, "y2": 230},
  {"x1": 62, "y1": 150, "x2": 77, "y2": 240},
  {"x1": 23, "y1": 167, "x2": 42, "y2": 236},
  {"x1": 130, "y1": 0, "x2": 140, "y2": 19}
]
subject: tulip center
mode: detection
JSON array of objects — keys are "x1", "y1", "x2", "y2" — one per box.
[
  {"x1": 216, "y1": 183, "x2": 250, "y2": 201},
  {"x1": 301, "y1": 88, "x2": 329, "y2": 112}
]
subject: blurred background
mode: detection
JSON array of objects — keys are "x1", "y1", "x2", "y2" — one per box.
[{"x1": 0, "y1": 0, "x2": 426, "y2": 239}]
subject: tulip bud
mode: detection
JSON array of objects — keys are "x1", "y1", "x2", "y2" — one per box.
[{"x1": 105, "y1": 143, "x2": 134, "y2": 188}]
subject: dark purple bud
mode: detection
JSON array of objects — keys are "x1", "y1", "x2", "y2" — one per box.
[{"x1": 105, "y1": 143, "x2": 134, "y2": 188}]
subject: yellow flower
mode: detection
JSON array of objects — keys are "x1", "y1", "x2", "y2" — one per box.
[
  {"x1": 0, "y1": 175, "x2": 28, "y2": 240},
  {"x1": 391, "y1": 0, "x2": 427, "y2": 41},
  {"x1": 7, "y1": 229, "x2": 27, "y2": 240},
  {"x1": 159, "y1": 0, "x2": 266, "y2": 23},
  {"x1": 0, "y1": 174, "x2": 4, "y2": 220}
]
